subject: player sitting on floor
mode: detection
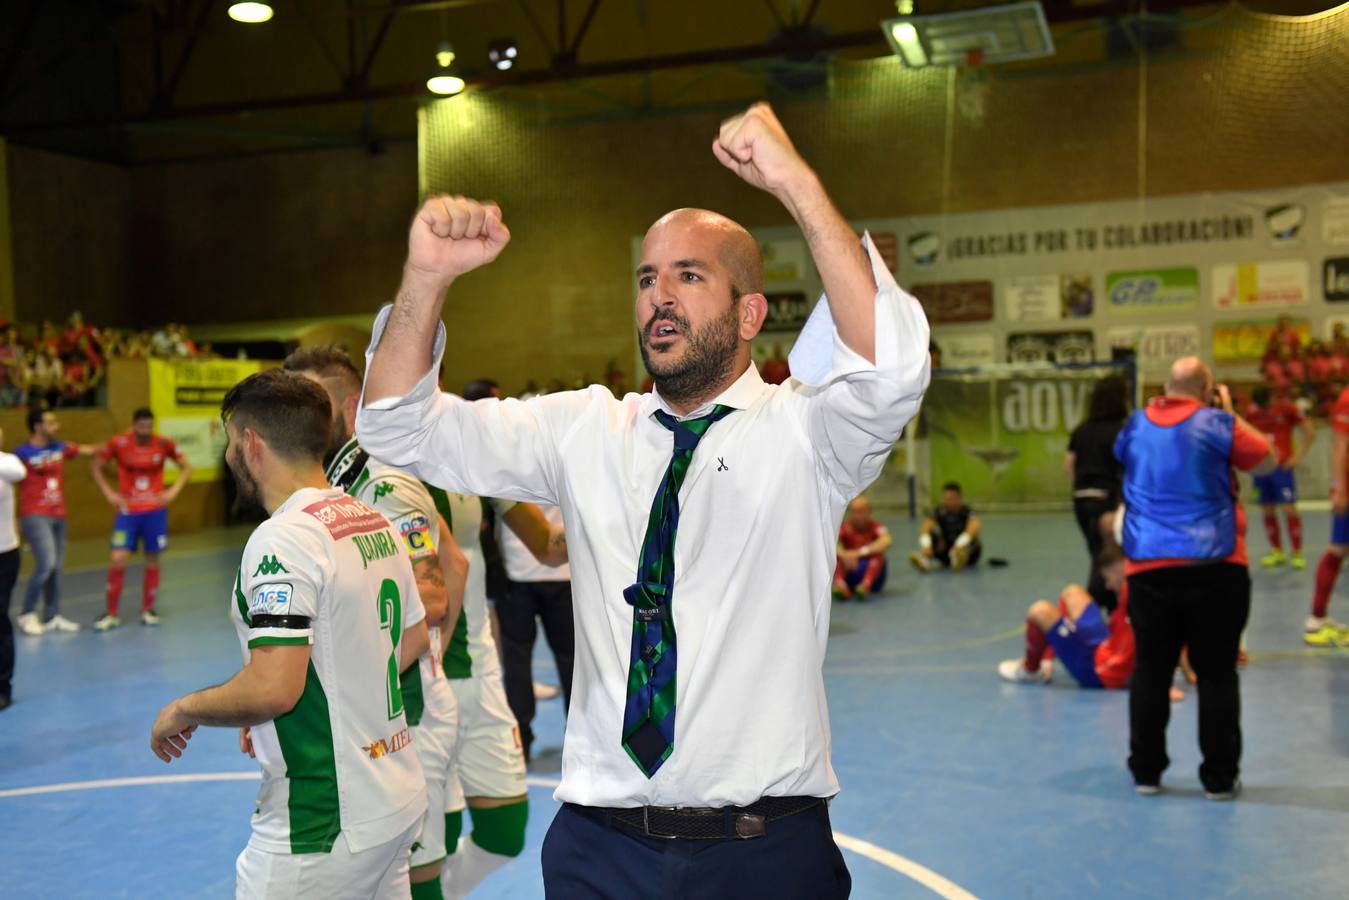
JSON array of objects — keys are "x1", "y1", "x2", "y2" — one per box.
[
  {"x1": 998, "y1": 545, "x2": 1134, "y2": 688},
  {"x1": 910, "y1": 482, "x2": 981, "y2": 573},
  {"x1": 833, "y1": 495, "x2": 891, "y2": 601}
]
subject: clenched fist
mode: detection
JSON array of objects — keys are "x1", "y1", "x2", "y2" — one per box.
[
  {"x1": 407, "y1": 195, "x2": 511, "y2": 285},
  {"x1": 712, "y1": 103, "x2": 813, "y2": 198}
]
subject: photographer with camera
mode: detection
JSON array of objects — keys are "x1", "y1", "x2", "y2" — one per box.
[{"x1": 1114, "y1": 357, "x2": 1275, "y2": 800}]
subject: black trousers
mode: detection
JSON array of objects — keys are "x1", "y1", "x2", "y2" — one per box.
[
  {"x1": 1127, "y1": 563, "x2": 1250, "y2": 792},
  {"x1": 0, "y1": 547, "x2": 22, "y2": 700},
  {"x1": 496, "y1": 579, "x2": 575, "y2": 756},
  {"x1": 542, "y1": 803, "x2": 850, "y2": 899},
  {"x1": 1073, "y1": 496, "x2": 1116, "y2": 612}
]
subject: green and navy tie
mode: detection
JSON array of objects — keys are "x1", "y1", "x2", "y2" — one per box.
[{"x1": 621, "y1": 404, "x2": 735, "y2": 777}]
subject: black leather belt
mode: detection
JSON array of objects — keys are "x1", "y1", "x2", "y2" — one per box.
[{"x1": 570, "y1": 796, "x2": 825, "y2": 840}]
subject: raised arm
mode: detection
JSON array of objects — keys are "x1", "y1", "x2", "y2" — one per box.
[
  {"x1": 365, "y1": 197, "x2": 511, "y2": 405},
  {"x1": 713, "y1": 103, "x2": 876, "y2": 362}
]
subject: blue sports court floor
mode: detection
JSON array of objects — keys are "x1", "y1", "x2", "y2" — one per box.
[{"x1": 2, "y1": 509, "x2": 1347, "y2": 898}]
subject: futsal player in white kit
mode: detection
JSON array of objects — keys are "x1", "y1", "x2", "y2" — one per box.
[{"x1": 149, "y1": 369, "x2": 429, "y2": 898}]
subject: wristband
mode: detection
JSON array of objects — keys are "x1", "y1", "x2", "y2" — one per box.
[{"x1": 955, "y1": 532, "x2": 973, "y2": 550}]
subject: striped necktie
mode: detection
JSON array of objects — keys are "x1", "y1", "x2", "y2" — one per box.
[{"x1": 621, "y1": 404, "x2": 735, "y2": 777}]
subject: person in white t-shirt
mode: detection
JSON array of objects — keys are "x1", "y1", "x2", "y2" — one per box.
[
  {"x1": 0, "y1": 428, "x2": 26, "y2": 710},
  {"x1": 149, "y1": 369, "x2": 430, "y2": 898},
  {"x1": 496, "y1": 503, "x2": 572, "y2": 762}
]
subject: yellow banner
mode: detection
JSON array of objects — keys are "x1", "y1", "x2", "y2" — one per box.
[
  {"x1": 1211, "y1": 319, "x2": 1311, "y2": 363},
  {"x1": 148, "y1": 358, "x2": 262, "y2": 481}
]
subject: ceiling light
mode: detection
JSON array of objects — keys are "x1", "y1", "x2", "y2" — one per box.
[
  {"x1": 228, "y1": 2, "x2": 274, "y2": 24},
  {"x1": 488, "y1": 39, "x2": 518, "y2": 71},
  {"x1": 427, "y1": 74, "x2": 466, "y2": 95},
  {"x1": 435, "y1": 42, "x2": 457, "y2": 68}
]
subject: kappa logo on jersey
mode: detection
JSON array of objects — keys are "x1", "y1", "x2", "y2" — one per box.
[
  {"x1": 249, "y1": 582, "x2": 294, "y2": 616},
  {"x1": 394, "y1": 514, "x2": 436, "y2": 559},
  {"x1": 362, "y1": 727, "x2": 412, "y2": 760},
  {"x1": 253, "y1": 555, "x2": 289, "y2": 577},
  {"x1": 373, "y1": 482, "x2": 396, "y2": 502}
]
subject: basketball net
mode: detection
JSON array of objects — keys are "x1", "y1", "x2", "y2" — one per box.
[{"x1": 956, "y1": 48, "x2": 990, "y2": 124}]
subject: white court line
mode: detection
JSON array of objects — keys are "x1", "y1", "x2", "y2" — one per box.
[{"x1": 0, "y1": 773, "x2": 980, "y2": 899}]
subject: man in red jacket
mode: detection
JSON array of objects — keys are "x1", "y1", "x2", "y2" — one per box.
[{"x1": 999, "y1": 545, "x2": 1134, "y2": 689}]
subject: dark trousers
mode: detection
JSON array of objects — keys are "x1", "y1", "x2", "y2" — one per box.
[
  {"x1": 497, "y1": 579, "x2": 575, "y2": 757},
  {"x1": 542, "y1": 803, "x2": 851, "y2": 899},
  {"x1": 1074, "y1": 496, "x2": 1116, "y2": 612},
  {"x1": 1127, "y1": 563, "x2": 1251, "y2": 792},
  {"x1": 0, "y1": 547, "x2": 22, "y2": 699}
]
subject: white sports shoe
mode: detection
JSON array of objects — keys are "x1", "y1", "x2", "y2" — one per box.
[
  {"x1": 16, "y1": 612, "x2": 44, "y2": 636},
  {"x1": 998, "y1": 658, "x2": 1048, "y2": 684},
  {"x1": 45, "y1": 614, "x2": 81, "y2": 633},
  {"x1": 141, "y1": 609, "x2": 161, "y2": 626},
  {"x1": 94, "y1": 614, "x2": 121, "y2": 632}
]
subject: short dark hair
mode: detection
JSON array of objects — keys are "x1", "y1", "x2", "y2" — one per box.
[
  {"x1": 1097, "y1": 543, "x2": 1125, "y2": 570},
  {"x1": 26, "y1": 408, "x2": 47, "y2": 432},
  {"x1": 133, "y1": 407, "x2": 154, "y2": 422},
  {"x1": 463, "y1": 379, "x2": 499, "y2": 402},
  {"x1": 220, "y1": 369, "x2": 332, "y2": 463},
  {"x1": 942, "y1": 481, "x2": 962, "y2": 494},
  {"x1": 283, "y1": 345, "x2": 362, "y2": 395}
]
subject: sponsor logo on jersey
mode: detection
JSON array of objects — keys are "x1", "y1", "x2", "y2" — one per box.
[
  {"x1": 304, "y1": 496, "x2": 388, "y2": 539},
  {"x1": 362, "y1": 727, "x2": 412, "y2": 760},
  {"x1": 394, "y1": 514, "x2": 435, "y2": 559},
  {"x1": 249, "y1": 582, "x2": 294, "y2": 616},
  {"x1": 253, "y1": 555, "x2": 289, "y2": 577},
  {"x1": 353, "y1": 530, "x2": 400, "y2": 569}
]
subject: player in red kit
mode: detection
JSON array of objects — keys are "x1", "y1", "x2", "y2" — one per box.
[
  {"x1": 90, "y1": 408, "x2": 191, "y2": 630},
  {"x1": 1244, "y1": 386, "x2": 1314, "y2": 568},
  {"x1": 833, "y1": 495, "x2": 891, "y2": 601},
  {"x1": 1307, "y1": 385, "x2": 1349, "y2": 646}
]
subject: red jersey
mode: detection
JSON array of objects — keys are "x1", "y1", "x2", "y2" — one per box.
[
  {"x1": 1093, "y1": 584, "x2": 1134, "y2": 689},
  {"x1": 97, "y1": 432, "x2": 184, "y2": 513},
  {"x1": 1244, "y1": 398, "x2": 1303, "y2": 465},
  {"x1": 14, "y1": 441, "x2": 80, "y2": 518},
  {"x1": 838, "y1": 518, "x2": 888, "y2": 552},
  {"x1": 1124, "y1": 397, "x2": 1270, "y2": 576}
]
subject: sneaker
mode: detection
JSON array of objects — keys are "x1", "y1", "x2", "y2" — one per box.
[
  {"x1": 1261, "y1": 549, "x2": 1286, "y2": 568},
  {"x1": 45, "y1": 614, "x2": 81, "y2": 633},
  {"x1": 141, "y1": 609, "x2": 160, "y2": 626},
  {"x1": 93, "y1": 614, "x2": 121, "y2": 632},
  {"x1": 16, "y1": 612, "x2": 44, "y2": 636},
  {"x1": 908, "y1": 552, "x2": 933, "y2": 574},
  {"x1": 832, "y1": 582, "x2": 852, "y2": 602},
  {"x1": 1291, "y1": 552, "x2": 1307, "y2": 570},
  {"x1": 998, "y1": 658, "x2": 1048, "y2": 684},
  {"x1": 1304, "y1": 616, "x2": 1344, "y2": 647},
  {"x1": 0, "y1": 695, "x2": 11, "y2": 711},
  {"x1": 854, "y1": 585, "x2": 870, "y2": 603},
  {"x1": 1134, "y1": 782, "x2": 1162, "y2": 796},
  {"x1": 950, "y1": 545, "x2": 970, "y2": 572},
  {"x1": 1205, "y1": 779, "x2": 1242, "y2": 802}
]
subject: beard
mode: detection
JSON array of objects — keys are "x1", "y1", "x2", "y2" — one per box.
[
  {"x1": 227, "y1": 447, "x2": 262, "y2": 511},
  {"x1": 638, "y1": 302, "x2": 740, "y2": 408},
  {"x1": 322, "y1": 411, "x2": 351, "y2": 470}
]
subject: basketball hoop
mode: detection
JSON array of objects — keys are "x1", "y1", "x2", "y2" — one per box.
[{"x1": 956, "y1": 49, "x2": 990, "y2": 124}]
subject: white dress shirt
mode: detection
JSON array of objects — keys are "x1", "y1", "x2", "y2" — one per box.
[
  {"x1": 356, "y1": 235, "x2": 930, "y2": 808},
  {"x1": 499, "y1": 505, "x2": 570, "y2": 583},
  {"x1": 0, "y1": 451, "x2": 25, "y2": 553}
]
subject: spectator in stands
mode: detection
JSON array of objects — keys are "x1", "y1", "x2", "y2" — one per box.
[
  {"x1": 1066, "y1": 376, "x2": 1130, "y2": 612},
  {"x1": 36, "y1": 321, "x2": 60, "y2": 354},
  {"x1": 833, "y1": 495, "x2": 891, "y2": 601},
  {"x1": 0, "y1": 330, "x2": 24, "y2": 408},
  {"x1": 27, "y1": 347, "x2": 63, "y2": 410},
  {"x1": 60, "y1": 311, "x2": 99, "y2": 357},
  {"x1": 1268, "y1": 315, "x2": 1302, "y2": 356},
  {"x1": 910, "y1": 482, "x2": 981, "y2": 573}
]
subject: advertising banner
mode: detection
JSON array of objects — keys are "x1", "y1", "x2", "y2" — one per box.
[
  {"x1": 148, "y1": 358, "x2": 263, "y2": 481},
  {"x1": 1212, "y1": 260, "x2": 1309, "y2": 309}
]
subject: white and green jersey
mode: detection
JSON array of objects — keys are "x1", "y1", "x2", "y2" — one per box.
[
  {"x1": 424, "y1": 487, "x2": 514, "y2": 681},
  {"x1": 230, "y1": 486, "x2": 427, "y2": 855},
  {"x1": 327, "y1": 437, "x2": 457, "y2": 732}
]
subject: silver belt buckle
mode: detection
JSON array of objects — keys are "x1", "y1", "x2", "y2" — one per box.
[{"x1": 643, "y1": 805, "x2": 680, "y2": 839}]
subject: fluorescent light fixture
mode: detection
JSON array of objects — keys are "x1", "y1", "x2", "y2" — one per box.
[
  {"x1": 426, "y1": 74, "x2": 466, "y2": 95},
  {"x1": 227, "y1": 2, "x2": 273, "y2": 24},
  {"x1": 890, "y1": 22, "x2": 928, "y2": 67}
]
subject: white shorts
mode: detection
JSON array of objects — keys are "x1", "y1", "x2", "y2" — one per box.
[
  {"x1": 445, "y1": 668, "x2": 527, "y2": 808},
  {"x1": 409, "y1": 717, "x2": 456, "y2": 868},
  {"x1": 235, "y1": 819, "x2": 418, "y2": 899}
]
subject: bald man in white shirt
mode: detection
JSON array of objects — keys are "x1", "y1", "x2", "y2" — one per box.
[{"x1": 357, "y1": 103, "x2": 931, "y2": 898}]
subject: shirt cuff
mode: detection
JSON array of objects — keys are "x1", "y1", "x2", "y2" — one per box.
[{"x1": 787, "y1": 231, "x2": 929, "y2": 391}]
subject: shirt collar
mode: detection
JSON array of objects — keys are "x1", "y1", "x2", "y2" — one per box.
[
  {"x1": 1150, "y1": 395, "x2": 1203, "y2": 411},
  {"x1": 640, "y1": 362, "x2": 768, "y2": 422}
]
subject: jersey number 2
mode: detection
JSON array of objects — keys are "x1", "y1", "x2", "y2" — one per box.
[{"x1": 377, "y1": 578, "x2": 403, "y2": 721}]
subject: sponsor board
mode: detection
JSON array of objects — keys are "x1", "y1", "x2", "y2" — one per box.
[
  {"x1": 1105, "y1": 267, "x2": 1199, "y2": 314},
  {"x1": 1006, "y1": 330, "x2": 1095, "y2": 365},
  {"x1": 1212, "y1": 260, "x2": 1309, "y2": 308},
  {"x1": 1106, "y1": 325, "x2": 1202, "y2": 372},
  {"x1": 911, "y1": 281, "x2": 994, "y2": 324},
  {"x1": 1212, "y1": 318, "x2": 1312, "y2": 362}
]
